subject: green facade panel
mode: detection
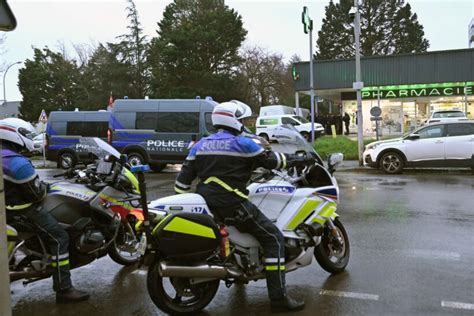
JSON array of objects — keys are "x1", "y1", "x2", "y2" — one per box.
[{"x1": 293, "y1": 49, "x2": 474, "y2": 91}]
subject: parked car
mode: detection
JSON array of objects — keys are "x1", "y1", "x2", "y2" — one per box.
[
  {"x1": 363, "y1": 121, "x2": 474, "y2": 174},
  {"x1": 426, "y1": 110, "x2": 468, "y2": 124},
  {"x1": 256, "y1": 114, "x2": 324, "y2": 141},
  {"x1": 32, "y1": 132, "x2": 45, "y2": 154}
]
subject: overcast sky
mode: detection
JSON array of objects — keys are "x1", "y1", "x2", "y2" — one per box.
[{"x1": 2, "y1": 0, "x2": 474, "y2": 102}]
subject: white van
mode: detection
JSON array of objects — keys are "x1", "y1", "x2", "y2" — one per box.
[{"x1": 256, "y1": 114, "x2": 324, "y2": 141}]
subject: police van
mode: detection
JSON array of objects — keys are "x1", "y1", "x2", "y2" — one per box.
[
  {"x1": 46, "y1": 111, "x2": 110, "y2": 168},
  {"x1": 109, "y1": 98, "x2": 217, "y2": 171}
]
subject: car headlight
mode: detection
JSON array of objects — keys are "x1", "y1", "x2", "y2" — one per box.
[{"x1": 366, "y1": 143, "x2": 379, "y2": 151}]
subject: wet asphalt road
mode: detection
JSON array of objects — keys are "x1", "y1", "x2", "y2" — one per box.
[{"x1": 10, "y1": 167, "x2": 474, "y2": 315}]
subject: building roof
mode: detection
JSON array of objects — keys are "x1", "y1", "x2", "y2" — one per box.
[{"x1": 293, "y1": 48, "x2": 474, "y2": 92}]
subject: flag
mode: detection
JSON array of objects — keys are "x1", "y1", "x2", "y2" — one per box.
[{"x1": 107, "y1": 93, "x2": 114, "y2": 111}]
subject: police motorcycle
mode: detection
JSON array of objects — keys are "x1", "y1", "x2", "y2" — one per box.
[
  {"x1": 143, "y1": 125, "x2": 350, "y2": 315},
  {"x1": 6, "y1": 138, "x2": 146, "y2": 284}
]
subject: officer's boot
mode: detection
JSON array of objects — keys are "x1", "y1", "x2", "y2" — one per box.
[
  {"x1": 56, "y1": 286, "x2": 90, "y2": 303},
  {"x1": 270, "y1": 295, "x2": 305, "y2": 313}
]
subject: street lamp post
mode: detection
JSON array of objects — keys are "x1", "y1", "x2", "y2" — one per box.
[
  {"x1": 302, "y1": 6, "x2": 316, "y2": 143},
  {"x1": 2, "y1": 61, "x2": 21, "y2": 106},
  {"x1": 352, "y1": 1, "x2": 364, "y2": 166}
]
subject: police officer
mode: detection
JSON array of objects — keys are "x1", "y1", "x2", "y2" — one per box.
[
  {"x1": 1, "y1": 120, "x2": 89, "y2": 303},
  {"x1": 174, "y1": 101, "x2": 307, "y2": 312}
]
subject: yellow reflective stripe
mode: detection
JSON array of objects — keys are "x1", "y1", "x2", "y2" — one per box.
[
  {"x1": 319, "y1": 203, "x2": 337, "y2": 218},
  {"x1": 203, "y1": 177, "x2": 248, "y2": 199},
  {"x1": 51, "y1": 259, "x2": 70, "y2": 267},
  {"x1": 135, "y1": 220, "x2": 143, "y2": 231},
  {"x1": 281, "y1": 153, "x2": 287, "y2": 169},
  {"x1": 312, "y1": 217, "x2": 325, "y2": 225},
  {"x1": 164, "y1": 217, "x2": 216, "y2": 239},
  {"x1": 152, "y1": 214, "x2": 172, "y2": 235},
  {"x1": 174, "y1": 187, "x2": 189, "y2": 194},
  {"x1": 286, "y1": 200, "x2": 321, "y2": 230},
  {"x1": 6, "y1": 203, "x2": 33, "y2": 210},
  {"x1": 123, "y1": 168, "x2": 140, "y2": 194},
  {"x1": 265, "y1": 265, "x2": 286, "y2": 271},
  {"x1": 7, "y1": 243, "x2": 14, "y2": 254}
]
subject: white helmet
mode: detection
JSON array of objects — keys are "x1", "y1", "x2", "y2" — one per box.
[
  {"x1": 211, "y1": 100, "x2": 252, "y2": 133},
  {"x1": 0, "y1": 120, "x2": 35, "y2": 152}
]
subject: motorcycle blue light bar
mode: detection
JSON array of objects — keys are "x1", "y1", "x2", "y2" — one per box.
[{"x1": 131, "y1": 165, "x2": 151, "y2": 173}]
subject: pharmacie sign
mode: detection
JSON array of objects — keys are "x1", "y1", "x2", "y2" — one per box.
[{"x1": 362, "y1": 85, "x2": 474, "y2": 100}]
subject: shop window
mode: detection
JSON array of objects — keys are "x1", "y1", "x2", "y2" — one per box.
[
  {"x1": 418, "y1": 125, "x2": 445, "y2": 139},
  {"x1": 446, "y1": 124, "x2": 474, "y2": 137}
]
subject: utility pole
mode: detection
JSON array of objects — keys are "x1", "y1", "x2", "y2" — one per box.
[
  {"x1": 352, "y1": 0, "x2": 364, "y2": 166},
  {"x1": 302, "y1": 6, "x2": 316, "y2": 143}
]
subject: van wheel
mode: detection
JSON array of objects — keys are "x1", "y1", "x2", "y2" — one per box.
[
  {"x1": 58, "y1": 152, "x2": 76, "y2": 169},
  {"x1": 259, "y1": 133, "x2": 269, "y2": 142},
  {"x1": 128, "y1": 152, "x2": 146, "y2": 167}
]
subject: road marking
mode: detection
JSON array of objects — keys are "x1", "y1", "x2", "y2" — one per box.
[
  {"x1": 319, "y1": 290, "x2": 379, "y2": 301},
  {"x1": 403, "y1": 249, "x2": 461, "y2": 261},
  {"x1": 441, "y1": 301, "x2": 474, "y2": 310}
]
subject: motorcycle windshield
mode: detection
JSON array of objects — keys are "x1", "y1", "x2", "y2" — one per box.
[
  {"x1": 78, "y1": 137, "x2": 121, "y2": 160},
  {"x1": 270, "y1": 125, "x2": 323, "y2": 164}
]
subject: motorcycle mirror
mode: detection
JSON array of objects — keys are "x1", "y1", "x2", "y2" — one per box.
[
  {"x1": 327, "y1": 153, "x2": 344, "y2": 169},
  {"x1": 119, "y1": 154, "x2": 127, "y2": 164}
]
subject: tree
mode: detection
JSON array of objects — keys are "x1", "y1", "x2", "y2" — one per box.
[
  {"x1": 148, "y1": 0, "x2": 247, "y2": 101},
  {"x1": 18, "y1": 47, "x2": 86, "y2": 121},
  {"x1": 316, "y1": 0, "x2": 429, "y2": 59},
  {"x1": 115, "y1": 0, "x2": 149, "y2": 98},
  {"x1": 238, "y1": 46, "x2": 291, "y2": 112}
]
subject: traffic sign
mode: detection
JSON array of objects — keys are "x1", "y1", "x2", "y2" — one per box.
[
  {"x1": 370, "y1": 106, "x2": 382, "y2": 117},
  {"x1": 38, "y1": 109, "x2": 48, "y2": 123},
  {"x1": 370, "y1": 116, "x2": 382, "y2": 121}
]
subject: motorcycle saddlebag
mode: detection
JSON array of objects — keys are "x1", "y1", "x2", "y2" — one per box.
[{"x1": 154, "y1": 212, "x2": 220, "y2": 260}]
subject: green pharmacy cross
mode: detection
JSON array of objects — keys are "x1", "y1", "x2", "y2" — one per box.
[{"x1": 302, "y1": 6, "x2": 313, "y2": 34}]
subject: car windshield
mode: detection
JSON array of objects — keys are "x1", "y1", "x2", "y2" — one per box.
[
  {"x1": 432, "y1": 111, "x2": 465, "y2": 118},
  {"x1": 292, "y1": 115, "x2": 309, "y2": 123}
]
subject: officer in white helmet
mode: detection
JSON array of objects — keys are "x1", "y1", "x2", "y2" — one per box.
[
  {"x1": 175, "y1": 100, "x2": 308, "y2": 312},
  {"x1": 0, "y1": 119, "x2": 89, "y2": 303}
]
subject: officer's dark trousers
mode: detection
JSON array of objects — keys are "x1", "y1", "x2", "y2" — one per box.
[
  {"x1": 24, "y1": 206, "x2": 72, "y2": 291},
  {"x1": 215, "y1": 200, "x2": 286, "y2": 300}
]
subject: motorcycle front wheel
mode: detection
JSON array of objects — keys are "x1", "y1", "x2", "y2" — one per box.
[
  {"x1": 147, "y1": 261, "x2": 220, "y2": 315},
  {"x1": 108, "y1": 223, "x2": 141, "y2": 266},
  {"x1": 314, "y1": 218, "x2": 350, "y2": 274}
]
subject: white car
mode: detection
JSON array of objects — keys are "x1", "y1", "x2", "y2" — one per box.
[
  {"x1": 363, "y1": 121, "x2": 474, "y2": 174},
  {"x1": 256, "y1": 114, "x2": 324, "y2": 141},
  {"x1": 32, "y1": 133, "x2": 46, "y2": 154},
  {"x1": 426, "y1": 110, "x2": 468, "y2": 124}
]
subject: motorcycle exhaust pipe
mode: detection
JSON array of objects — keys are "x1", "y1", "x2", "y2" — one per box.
[
  {"x1": 10, "y1": 270, "x2": 50, "y2": 282},
  {"x1": 159, "y1": 261, "x2": 231, "y2": 278}
]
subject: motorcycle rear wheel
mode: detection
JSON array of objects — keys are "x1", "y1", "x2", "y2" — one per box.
[
  {"x1": 108, "y1": 223, "x2": 141, "y2": 266},
  {"x1": 147, "y1": 261, "x2": 220, "y2": 315},
  {"x1": 314, "y1": 218, "x2": 350, "y2": 274}
]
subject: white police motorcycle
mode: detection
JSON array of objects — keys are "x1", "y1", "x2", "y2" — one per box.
[{"x1": 145, "y1": 126, "x2": 349, "y2": 314}]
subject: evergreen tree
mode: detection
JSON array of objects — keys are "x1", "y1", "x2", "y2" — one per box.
[
  {"x1": 148, "y1": 0, "x2": 247, "y2": 101},
  {"x1": 116, "y1": 0, "x2": 149, "y2": 98},
  {"x1": 316, "y1": 0, "x2": 429, "y2": 59},
  {"x1": 18, "y1": 48, "x2": 86, "y2": 121}
]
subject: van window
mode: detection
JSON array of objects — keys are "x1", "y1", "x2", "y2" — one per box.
[
  {"x1": 293, "y1": 116, "x2": 309, "y2": 123},
  {"x1": 136, "y1": 112, "x2": 158, "y2": 130},
  {"x1": 66, "y1": 121, "x2": 109, "y2": 137},
  {"x1": 282, "y1": 117, "x2": 299, "y2": 125},
  {"x1": 260, "y1": 118, "x2": 278, "y2": 125},
  {"x1": 205, "y1": 112, "x2": 216, "y2": 133},
  {"x1": 156, "y1": 112, "x2": 199, "y2": 133}
]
